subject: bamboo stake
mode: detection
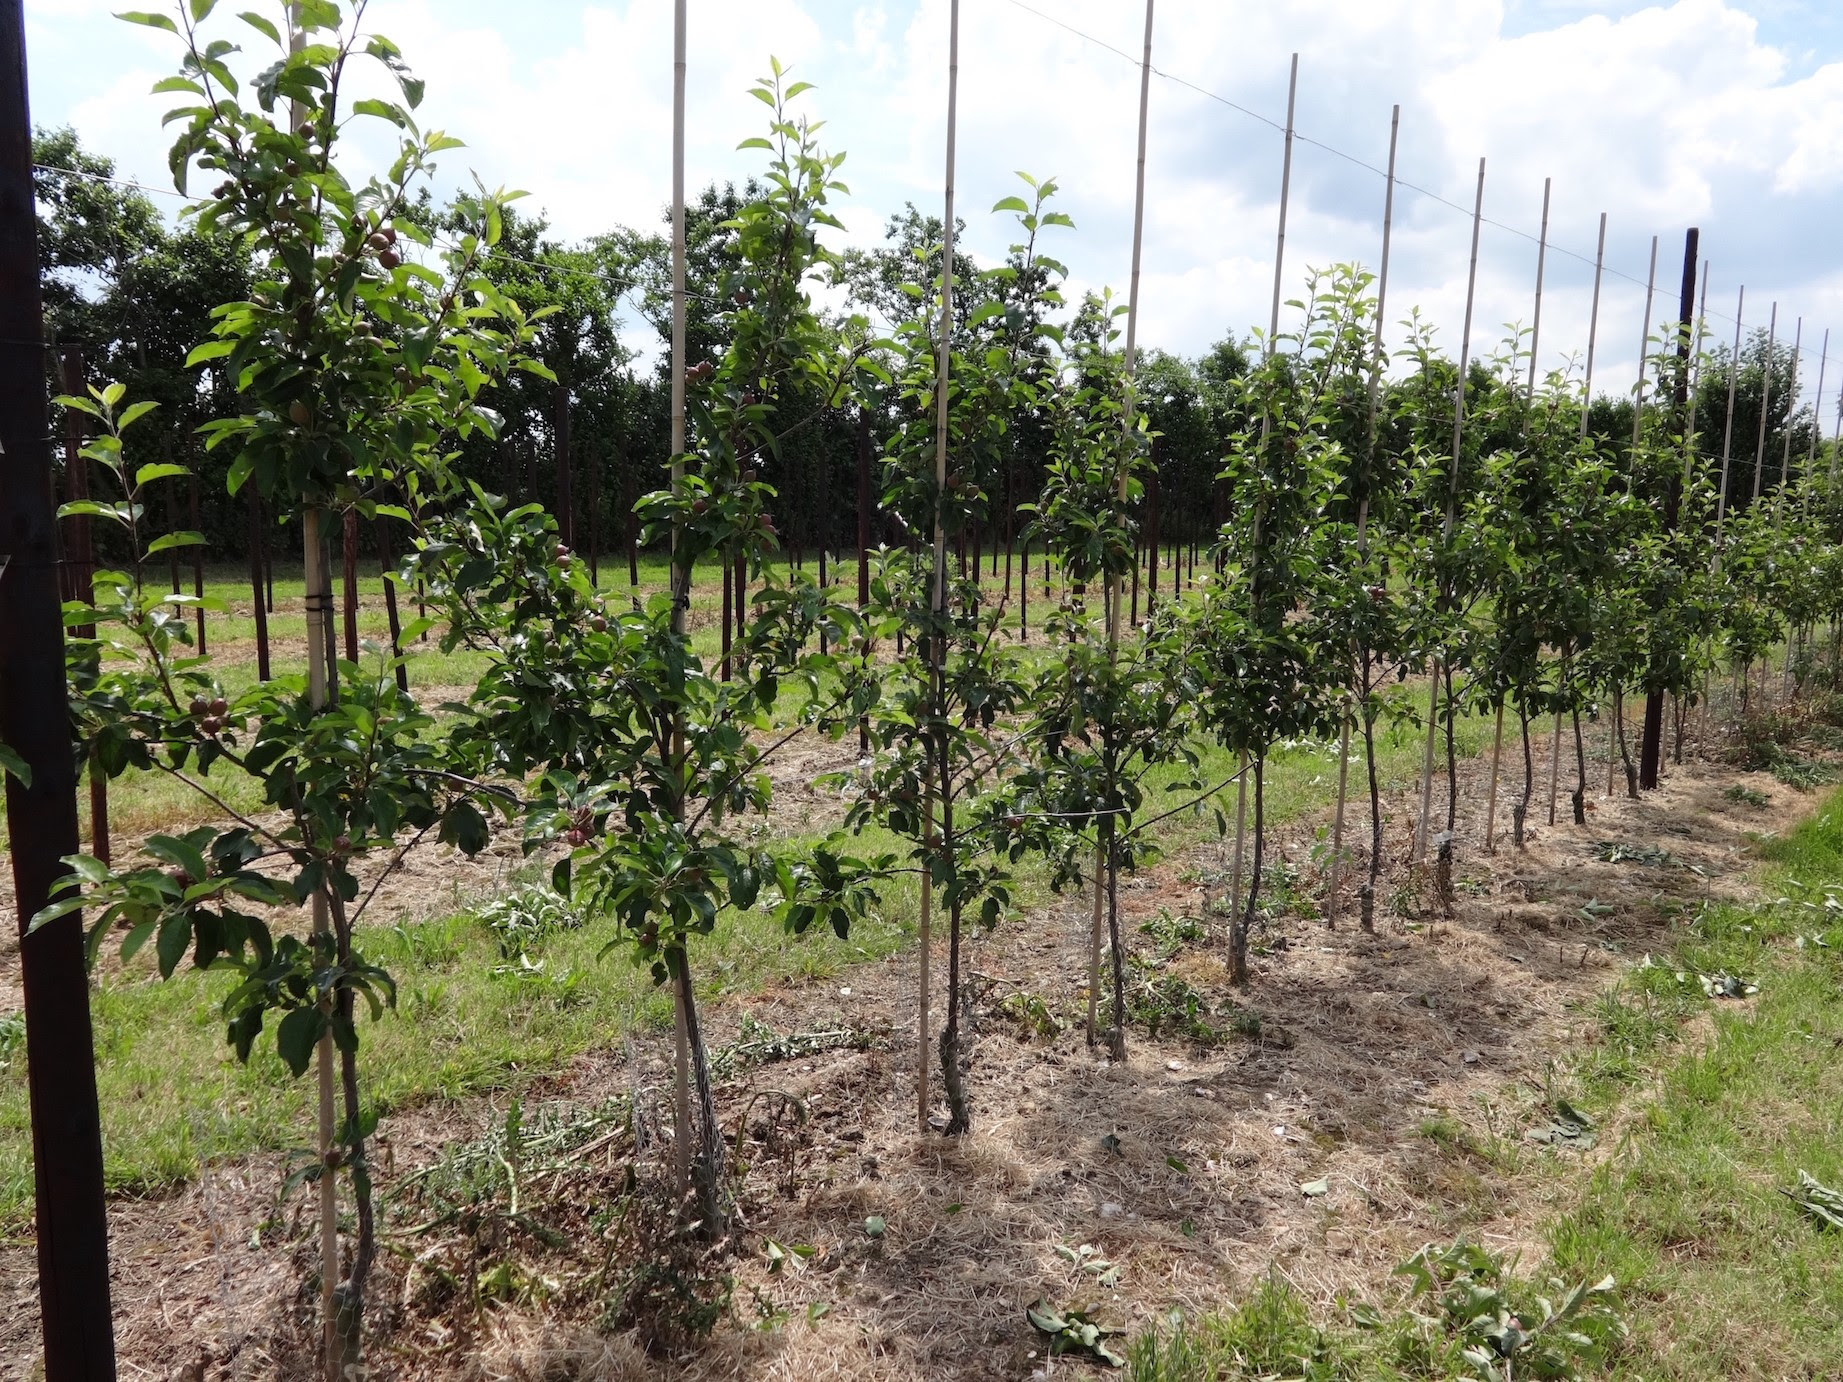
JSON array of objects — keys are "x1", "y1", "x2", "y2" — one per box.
[
  {"x1": 1578, "y1": 212, "x2": 1608, "y2": 441},
  {"x1": 668, "y1": 0, "x2": 692, "y2": 1198},
  {"x1": 1778, "y1": 315, "x2": 1801, "y2": 504},
  {"x1": 1631, "y1": 234, "x2": 1658, "y2": 450},
  {"x1": 1415, "y1": 157, "x2": 1484, "y2": 864},
  {"x1": 921, "y1": 0, "x2": 960, "y2": 1121},
  {"x1": 1805, "y1": 329, "x2": 1829, "y2": 516},
  {"x1": 1230, "y1": 51, "x2": 1297, "y2": 928},
  {"x1": 283, "y1": 13, "x2": 341, "y2": 1370},
  {"x1": 1716, "y1": 286, "x2": 1744, "y2": 542},
  {"x1": 1485, "y1": 175, "x2": 1548, "y2": 854},
  {"x1": 1753, "y1": 302, "x2": 1777, "y2": 502},
  {"x1": 1091, "y1": 0, "x2": 1154, "y2": 1057},
  {"x1": 1329, "y1": 103, "x2": 1398, "y2": 924},
  {"x1": 1553, "y1": 211, "x2": 1606, "y2": 826}
]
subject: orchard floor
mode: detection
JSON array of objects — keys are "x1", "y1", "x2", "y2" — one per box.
[{"x1": 2, "y1": 719, "x2": 1830, "y2": 1382}]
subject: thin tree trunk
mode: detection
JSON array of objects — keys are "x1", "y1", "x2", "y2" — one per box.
[
  {"x1": 1513, "y1": 704, "x2": 1532, "y2": 848},
  {"x1": 1571, "y1": 705, "x2": 1588, "y2": 825},
  {"x1": 1233, "y1": 757, "x2": 1266, "y2": 989}
]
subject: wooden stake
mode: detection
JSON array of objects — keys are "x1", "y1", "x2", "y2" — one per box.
[
  {"x1": 1631, "y1": 234, "x2": 1658, "y2": 450},
  {"x1": 668, "y1": 0, "x2": 692, "y2": 1198},
  {"x1": 1579, "y1": 212, "x2": 1608, "y2": 440},
  {"x1": 1329, "y1": 102, "x2": 1398, "y2": 925},
  {"x1": 1753, "y1": 302, "x2": 1777, "y2": 502},
  {"x1": 1778, "y1": 316, "x2": 1801, "y2": 502},
  {"x1": 1416, "y1": 157, "x2": 1485, "y2": 863},
  {"x1": 1804, "y1": 329, "x2": 1828, "y2": 511},
  {"x1": 1231, "y1": 51, "x2": 1297, "y2": 924},
  {"x1": 1717, "y1": 286, "x2": 1745, "y2": 540},
  {"x1": 920, "y1": 0, "x2": 960, "y2": 1125}
]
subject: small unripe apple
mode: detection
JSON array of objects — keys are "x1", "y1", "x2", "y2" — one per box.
[
  {"x1": 691, "y1": 498, "x2": 708, "y2": 516},
  {"x1": 284, "y1": 159, "x2": 300, "y2": 177},
  {"x1": 333, "y1": 834, "x2": 352, "y2": 854},
  {"x1": 378, "y1": 249, "x2": 400, "y2": 271},
  {"x1": 564, "y1": 828, "x2": 587, "y2": 847},
  {"x1": 200, "y1": 715, "x2": 223, "y2": 735},
  {"x1": 367, "y1": 232, "x2": 390, "y2": 251},
  {"x1": 288, "y1": 399, "x2": 311, "y2": 426},
  {"x1": 208, "y1": 697, "x2": 228, "y2": 717},
  {"x1": 380, "y1": 225, "x2": 398, "y2": 246},
  {"x1": 189, "y1": 697, "x2": 209, "y2": 718},
  {"x1": 170, "y1": 868, "x2": 193, "y2": 889},
  {"x1": 555, "y1": 543, "x2": 571, "y2": 560},
  {"x1": 589, "y1": 614, "x2": 608, "y2": 633}
]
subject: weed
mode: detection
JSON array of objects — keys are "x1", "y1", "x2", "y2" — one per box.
[
  {"x1": 476, "y1": 885, "x2": 585, "y2": 969},
  {"x1": 0, "y1": 1013, "x2": 21, "y2": 1071},
  {"x1": 999, "y1": 990, "x2": 1065, "y2": 1039},
  {"x1": 1139, "y1": 907, "x2": 1206, "y2": 962},
  {"x1": 1723, "y1": 784, "x2": 1770, "y2": 809}
]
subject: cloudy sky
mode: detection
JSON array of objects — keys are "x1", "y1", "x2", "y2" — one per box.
[{"x1": 24, "y1": 0, "x2": 1843, "y2": 417}]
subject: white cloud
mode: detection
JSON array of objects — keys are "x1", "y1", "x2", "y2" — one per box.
[{"x1": 21, "y1": 0, "x2": 1843, "y2": 417}]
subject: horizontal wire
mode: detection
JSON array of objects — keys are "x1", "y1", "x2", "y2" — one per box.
[
  {"x1": 30, "y1": 40, "x2": 1835, "y2": 402},
  {"x1": 998, "y1": 0, "x2": 1833, "y2": 395}
]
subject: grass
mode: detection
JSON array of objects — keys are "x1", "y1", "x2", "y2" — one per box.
[{"x1": 1131, "y1": 785, "x2": 1843, "y2": 1381}]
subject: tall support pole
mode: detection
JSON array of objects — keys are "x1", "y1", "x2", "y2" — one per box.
[
  {"x1": 1804, "y1": 330, "x2": 1828, "y2": 513},
  {"x1": 1329, "y1": 103, "x2": 1398, "y2": 924},
  {"x1": 1485, "y1": 174, "x2": 1548, "y2": 855},
  {"x1": 1578, "y1": 213, "x2": 1608, "y2": 439},
  {"x1": 1753, "y1": 302, "x2": 1777, "y2": 502},
  {"x1": 1717, "y1": 287, "x2": 1744, "y2": 541},
  {"x1": 1553, "y1": 211, "x2": 1607, "y2": 825},
  {"x1": 1088, "y1": 0, "x2": 1154, "y2": 1057},
  {"x1": 281, "y1": 13, "x2": 340, "y2": 1371},
  {"x1": 1639, "y1": 227, "x2": 1698, "y2": 790},
  {"x1": 1631, "y1": 234, "x2": 1659, "y2": 450},
  {"x1": 1229, "y1": 51, "x2": 1297, "y2": 933},
  {"x1": 247, "y1": 491, "x2": 271, "y2": 680},
  {"x1": 1777, "y1": 316, "x2": 1801, "y2": 503},
  {"x1": 667, "y1": 0, "x2": 693, "y2": 1197},
  {"x1": 921, "y1": 0, "x2": 959, "y2": 1119},
  {"x1": 554, "y1": 380, "x2": 574, "y2": 550},
  {"x1": 1415, "y1": 157, "x2": 1485, "y2": 863},
  {"x1": 1526, "y1": 177, "x2": 1551, "y2": 398},
  {"x1": 0, "y1": 3, "x2": 118, "y2": 1375}
]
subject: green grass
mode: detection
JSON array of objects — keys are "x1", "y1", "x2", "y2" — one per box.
[{"x1": 1129, "y1": 786, "x2": 1843, "y2": 1381}]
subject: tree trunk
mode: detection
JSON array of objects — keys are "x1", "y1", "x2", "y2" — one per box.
[
  {"x1": 1571, "y1": 706, "x2": 1588, "y2": 825},
  {"x1": 1105, "y1": 821, "x2": 1127, "y2": 1061}
]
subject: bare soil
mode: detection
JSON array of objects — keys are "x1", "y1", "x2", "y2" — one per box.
[{"x1": 0, "y1": 729, "x2": 1829, "y2": 1382}]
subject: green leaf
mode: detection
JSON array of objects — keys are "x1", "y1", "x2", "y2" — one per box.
[
  {"x1": 189, "y1": 0, "x2": 219, "y2": 21},
  {"x1": 135, "y1": 461, "x2": 190, "y2": 487},
  {"x1": 148, "y1": 530, "x2": 208, "y2": 554},
  {"x1": 186, "y1": 340, "x2": 236, "y2": 366},
  {"x1": 438, "y1": 800, "x2": 489, "y2": 855},
  {"x1": 237, "y1": 10, "x2": 281, "y2": 44},
  {"x1": 275, "y1": 1007, "x2": 323, "y2": 1077},
  {"x1": 0, "y1": 741, "x2": 30, "y2": 788},
  {"x1": 992, "y1": 195, "x2": 1030, "y2": 214},
  {"x1": 117, "y1": 10, "x2": 180, "y2": 33}
]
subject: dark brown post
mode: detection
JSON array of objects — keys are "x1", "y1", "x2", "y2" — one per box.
[
  {"x1": 341, "y1": 507, "x2": 359, "y2": 666},
  {"x1": 856, "y1": 408, "x2": 871, "y2": 607},
  {"x1": 0, "y1": 4, "x2": 118, "y2": 1371},
  {"x1": 188, "y1": 474, "x2": 206, "y2": 654},
  {"x1": 553, "y1": 382, "x2": 574, "y2": 549},
  {"x1": 375, "y1": 516, "x2": 407, "y2": 693},
  {"x1": 587, "y1": 440, "x2": 602, "y2": 588},
  {"x1": 1640, "y1": 226, "x2": 1698, "y2": 791},
  {"x1": 1146, "y1": 456, "x2": 1160, "y2": 617},
  {"x1": 246, "y1": 490, "x2": 271, "y2": 680},
  {"x1": 624, "y1": 451, "x2": 639, "y2": 588}
]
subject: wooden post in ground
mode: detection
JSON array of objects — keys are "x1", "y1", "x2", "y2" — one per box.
[
  {"x1": 918, "y1": 0, "x2": 962, "y2": 1124},
  {"x1": 1753, "y1": 302, "x2": 1777, "y2": 503},
  {"x1": 1231, "y1": 50, "x2": 1298, "y2": 933},
  {"x1": 1639, "y1": 227, "x2": 1698, "y2": 790},
  {"x1": 0, "y1": 7, "x2": 118, "y2": 1366},
  {"x1": 248, "y1": 490, "x2": 271, "y2": 680},
  {"x1": 1329, "y1": 102, "x2": 1398, "y2": 921},
  {"x1": 1553, "y1": 211, "x2": 1607, "y2": 826},
  {"x1": 1416, "y1": 157, "x2": 1485, "y2": 864}
]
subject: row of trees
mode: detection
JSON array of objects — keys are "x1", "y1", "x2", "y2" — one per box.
[
  {"x1": 39, "y1": 131, "x2": 1826, "y2": 581},
  {"x1": 8, "y1": 3, "x2": 1843, "y2": 1377}
]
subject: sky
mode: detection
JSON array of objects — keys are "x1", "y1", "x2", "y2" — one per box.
[{"x1": 23, "y1": 0, "x2": 1843, "y2": 418}]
